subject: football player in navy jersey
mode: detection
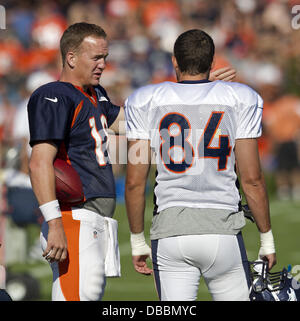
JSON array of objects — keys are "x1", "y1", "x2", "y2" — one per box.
[{"x1": 28, "y1": 23, "x2": 124, "y2": 301}]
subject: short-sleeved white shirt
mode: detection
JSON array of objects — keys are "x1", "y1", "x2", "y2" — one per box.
[{"x1": 125, "y1": 80, "x2": 263, "y2": 213}]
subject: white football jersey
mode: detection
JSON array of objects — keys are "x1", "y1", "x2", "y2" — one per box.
[{"x1": 125, "y1": 80, "x2": 263, "y2": 213}]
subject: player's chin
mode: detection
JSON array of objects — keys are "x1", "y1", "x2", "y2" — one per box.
[{"x1": 91, "y1": 74, "x2": 101, "y2": 85}]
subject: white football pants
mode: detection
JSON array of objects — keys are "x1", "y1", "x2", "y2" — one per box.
[
  {"x1": 40, "y1": 208, "x2": 108, "y2": 301},
  {"x1": 151, "y1": 233, "x2": 251, "y2": 301}
]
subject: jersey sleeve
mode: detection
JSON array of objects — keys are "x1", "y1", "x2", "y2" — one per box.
[
  {"x1": 124, "y1": 90, "x2": 151, "y2": 140},
  {"x1": 235, "y1": 86, "x2": 263, "y2": 139},
  {"x1": 27, "y1": 86, "x2": 74, "y2": 146},
  {"x1": 103, "y1": 102, "x2": 121, "y2": 128},
  {"x1": 95, "y1": 85, "x2": 120, "y2": 128}
]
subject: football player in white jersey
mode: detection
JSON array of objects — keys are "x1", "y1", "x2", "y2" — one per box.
[{"x1": 124, "y1": 29, "x2": 276, "y2": 301}]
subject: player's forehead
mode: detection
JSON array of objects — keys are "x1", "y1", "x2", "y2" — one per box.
[{"x1": 79, "y1": 35, "x2": 108, "y2": 55}]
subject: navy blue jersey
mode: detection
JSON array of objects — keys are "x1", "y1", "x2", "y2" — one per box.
[{"x1": 28, "y1": 81, "x2": 121, "y2": 200}]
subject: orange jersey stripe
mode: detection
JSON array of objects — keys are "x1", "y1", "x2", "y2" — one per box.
[
  {"x1": 58, "y1": 209, "x2": 81, "y2": 301},
  {"x1": 71, "y1": 100, "x2": 84, "y2": 128}
]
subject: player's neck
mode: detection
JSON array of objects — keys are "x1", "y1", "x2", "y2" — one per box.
[
  {"x1": 177, "y1": 72, "x2": 209, "y2": 82},
  {"x1": 59, "y1": 70, "x2": 90, "y2": 92}
]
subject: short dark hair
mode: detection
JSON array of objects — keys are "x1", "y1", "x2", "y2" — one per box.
[
  {"x1": 60, "y1": 22, "x2": 107, "y2": 65},
  {"x1": 173, "y1": 29, "x2": 215, "y2": 75}
]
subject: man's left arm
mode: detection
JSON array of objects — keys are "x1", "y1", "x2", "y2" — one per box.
[
  {"x1": 236, "y1": 139, "x2": 276, "y2": 270},
  {"x1": 125, "y1": 139, "x2": 152, "y2": 275}
]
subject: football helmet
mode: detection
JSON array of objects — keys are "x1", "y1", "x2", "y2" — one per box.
[{"x1": 249, "y1": 260, "x2": 300, "y2": 301}]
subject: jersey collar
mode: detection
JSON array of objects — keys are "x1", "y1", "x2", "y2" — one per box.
[
  {"x1": 178, "y1": 79, "x2": 211, "y2": 84},
  {"x1": 73, "y1": 85, "x2": 98, "y2": 107}
]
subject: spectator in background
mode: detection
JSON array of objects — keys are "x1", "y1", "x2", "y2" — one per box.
[
  {"x1": 263, "y1": 96, "x2": 300, "y2": 201},
  {"x1": 256, "y1": 63, "x2": 300, "y2": 201},
  {"x1": 0, "y1": 34, "x2": 24, "y2": 78},
  {"x1": 254, "y1": 63, "x2": 284, "y2": 171},
  {"x1": 31, "y1": 2, "x2": 67, "y2": 50},
  {"x1": 9, "y1": 0, "x2": 35, "y2": 49}
]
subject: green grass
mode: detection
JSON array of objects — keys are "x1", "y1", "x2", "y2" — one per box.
[{"x1": 7, "y1": 192, "x2": 300, "y2": 301}]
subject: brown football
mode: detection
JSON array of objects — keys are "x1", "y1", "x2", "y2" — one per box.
[{"x1": 54, "y1": 158, "x2": 84, "y2": 206}]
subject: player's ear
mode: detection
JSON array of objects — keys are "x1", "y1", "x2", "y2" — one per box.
[
  {"x1": 66, "y1": 51, "x2": 77, "y2": 69},
  {"x1": 211, "y1": 55, "x2": 215, "y2": 70},
  {"x1": 171, "y1": 55, "x2": 178, "y2": 71},
  {"x1": 172, "y1": 55, "x2": 181, "y2": 81}
]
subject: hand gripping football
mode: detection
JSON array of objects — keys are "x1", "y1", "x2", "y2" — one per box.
[{"x1": 53, "y1": 158, "x2": 84, "y2": 206}]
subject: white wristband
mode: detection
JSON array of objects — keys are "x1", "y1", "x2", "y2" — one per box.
[
  {"x1": 130, "y1": 231, "x2": 151, "y2": 257},
  {"x1": 39, "y1": 200, "x2": 62, "y2": 222},
  {"x1": 259, "y1": 229, "x2": 275, "y2": 257}
]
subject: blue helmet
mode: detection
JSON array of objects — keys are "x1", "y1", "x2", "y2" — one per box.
[{"x1": 249, "y1": 260, "x2": 300, "y2": 301}]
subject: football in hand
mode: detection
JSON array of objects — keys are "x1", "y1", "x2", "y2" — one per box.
[{"x1": 54, "y1": 158, "x2": 84, "y2": 206}]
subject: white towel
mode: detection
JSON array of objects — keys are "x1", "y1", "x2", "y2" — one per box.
[{"x1": 104, "y1": 217, "x2": 121, "y2": 277}]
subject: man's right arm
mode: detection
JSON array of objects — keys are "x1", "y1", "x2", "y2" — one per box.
[
  {"x1": 29, "y1": 142, "x2": 68, "y2": 263},
  {"x1": 235, "y1": 138, "x2": 276, "y2": 270},
  {"x1": 29, "y1": 142, "x2": 58, "y2": 205}
]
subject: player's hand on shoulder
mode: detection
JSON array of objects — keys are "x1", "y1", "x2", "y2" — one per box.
[{"x1": 209, "y1": 66, "x2": 236, "y2": 82}]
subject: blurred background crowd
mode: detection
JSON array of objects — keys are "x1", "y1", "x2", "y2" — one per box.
[{"x1": 0, "y1": 0, "x2": 300, "y2": 300}]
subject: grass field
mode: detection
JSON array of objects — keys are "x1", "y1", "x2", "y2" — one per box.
[{"x1": 6, "y1": 179, "x2": 300, "y2": 301}]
